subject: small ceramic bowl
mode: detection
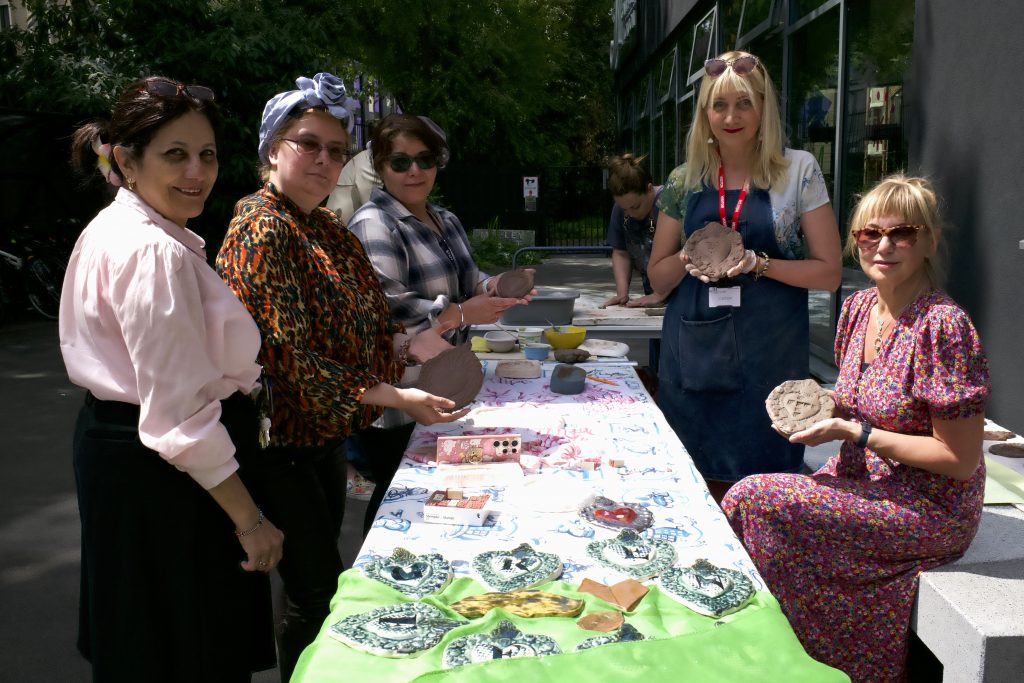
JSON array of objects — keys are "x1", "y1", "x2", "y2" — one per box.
[
  {"x1": 516, "y1": 326, "x2": 545, "y2": 345},
  {"x1": 484, "y1": 330, "x2": 517, "y2": 353},
  {"x1": 522, "y1": 342, "x2": 552, "y2": 361},
  {"x1": 544, "y1": 325, "x2": 587, "y2": 349}
]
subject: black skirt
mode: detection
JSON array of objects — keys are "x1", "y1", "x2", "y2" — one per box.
[{"x1": 73, "y1": 392, "x2": 275, "y2": 682}]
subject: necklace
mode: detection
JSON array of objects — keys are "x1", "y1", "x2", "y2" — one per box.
[{"x1": 873, "y1": 307, "x2": 891, "y2": 356}]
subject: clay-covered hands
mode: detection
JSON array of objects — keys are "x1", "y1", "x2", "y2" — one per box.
[
  {"x1": 725, "y1": 249, "x2": 759, "y2": 278},
  {"x1": 599, "y1": 293, "x2": 630, "y2": 308},
  {"x1": 679, "y1": 250, "x2": 716, "y2": 283},
  {"x1": 785, "y1": 417, "x2": 861, "y2": 447},
  {"x1": 625, "y1": 292, "x2": 667, "y2": 308},
  {"x1": 238, "y1": 516, "x2": 285, "y2": 573},
  {"x1": 397, "y1": 387, "x2": 471, "y2": 425},
  {"x1": 460, "y1": 291, "x2": 531, "y2": 324},
  {"x1": 407, "y1": 321, "x2": 457, "y2": 364}
]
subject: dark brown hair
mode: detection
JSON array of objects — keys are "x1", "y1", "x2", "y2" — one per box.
[
  {"x1": 370, "y1": 114, "x2": 448, "y2": 175},
  {"x1": 607, "y1": 153, "x2": 653, "y2": 196},
  {"x1": 70, "y1": 77, "x2": 220, "y2": 185}
]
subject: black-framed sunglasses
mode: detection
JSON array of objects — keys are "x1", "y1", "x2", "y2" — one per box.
[
  {"x1": 387, "y1": 152, "x2": 439, "y2": 173},
  {"x1": 281, "y1": 138, "x2": 351, "y2": 164},
  {"x1": 853, "y1": 223, "x2": 925, "y2": 249},
  {"x1": 704, "y1": 55, "x2": 759, "y2": 77},
  {"x1": 145, "y1": 78, "x2": 216, "y2": 102}
]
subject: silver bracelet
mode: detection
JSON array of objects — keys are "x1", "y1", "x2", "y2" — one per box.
[{"x1": 456, "y1": 302, "x2": 465, "y2": 328}]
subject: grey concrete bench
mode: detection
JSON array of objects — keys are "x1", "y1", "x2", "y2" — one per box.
[{"x1": 911, "y1": 504, "x2": 1024, "y2": 682}]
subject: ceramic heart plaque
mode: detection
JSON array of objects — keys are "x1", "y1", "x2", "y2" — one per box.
[
  {"x1": 580, "y1": 496, "x2": 653, "y2": 532},
  {"x1": 575, "y1": 623, "x2": 646, "y2": 651},
  {"x1": 657, "y1": 558, "x2": 754, "y2": 617},
  {"x1": 442, "y1": 620, "x2": 561, "y2": 669},
  {"x1": 585, "y1": 529, "x2": 676, "y2": 580},
  {"x1": 328, "y1": 602, "x2": 462, "y2": 657},
  {"x1": 472, "y1": 543, "x2": 563, "y2": 592},
  {"x1": 361, "y1": 547, "x2": 453, "y2": 598}
]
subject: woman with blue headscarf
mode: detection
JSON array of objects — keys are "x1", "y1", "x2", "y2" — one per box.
[{"x1": 216, "y1": 73, "x2": 465, "y2": 679}]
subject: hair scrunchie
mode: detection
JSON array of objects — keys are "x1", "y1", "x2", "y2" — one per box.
[
  {"x1": 257, "y1": 72, "x2": 359, "y2": 164},
  {"x1": 92, "y1": 139, "x2": 122, "y2": 187}
]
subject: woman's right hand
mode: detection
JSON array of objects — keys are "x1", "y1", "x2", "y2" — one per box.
[
  {"x1": 459, "y1": 292, "x2": 527, "y2": 325},
  {"x1": 397, "y1": 387, "x2": 471, "y2": 424},
  {"x1": 238, "y1": 516, "x2": 285, "y2": 573}
]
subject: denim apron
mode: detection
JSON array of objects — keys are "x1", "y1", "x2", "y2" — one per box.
[{"x1": 659, "y1": 186, "x2": 808, "y2": 481}]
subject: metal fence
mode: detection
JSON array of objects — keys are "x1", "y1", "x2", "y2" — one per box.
[{"x1": 438, "y1": 164, "x2": 608, "y2": 247}]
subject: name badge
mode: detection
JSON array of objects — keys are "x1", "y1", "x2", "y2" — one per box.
[{"x1": 709, "y1": 287, "x2": 741, "y2": 308}]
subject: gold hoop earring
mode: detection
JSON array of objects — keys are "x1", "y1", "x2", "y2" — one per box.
[{"x1": 126, "y1": 177, "x2": 136, "y2": 191}]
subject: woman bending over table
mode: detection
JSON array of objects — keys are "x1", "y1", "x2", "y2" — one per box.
[
  {"x1": 216, "y1": 73, "x2": 465, "y2": 681},
  {"x1": 646, "y1": 51, "x2": 842, "y2": 498},
  {"x1": 62, "y1": 76, "x2": 283, "y2": 682},
  {"x1": 723, "y1": 175, "x2": 989, "y2": 682}
]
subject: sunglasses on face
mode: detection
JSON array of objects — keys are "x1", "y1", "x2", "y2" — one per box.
[
  {"x1": 387, "y1": 152, "x2": 439, "y2": 173},
  {"x1": 281, "y1": 138, "x2": 351, "y2": 164},
  {"x1": 704, "y1": 55, "x2": 759, "y2": 77},
  {"x1": 853, "y1": 223, "x2": 925, "y2": 248},
  {"x1": 145, "y1": 78, "x2": 216, "y2": 102}
]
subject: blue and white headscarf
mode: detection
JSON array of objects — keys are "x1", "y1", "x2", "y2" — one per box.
[{"x1": 258, "y1": 72, "x2": 359, "y2": 163}]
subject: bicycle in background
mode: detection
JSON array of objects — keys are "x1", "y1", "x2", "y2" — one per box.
[{"x1": 0, "y1": 224, "x2": 69, "y2": 325}]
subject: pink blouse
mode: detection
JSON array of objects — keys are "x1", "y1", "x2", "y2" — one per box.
[{"x1": 59, "y1": 189, "x2": 262, "y2": 490}]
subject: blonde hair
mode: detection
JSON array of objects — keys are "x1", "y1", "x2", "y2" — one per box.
[
  {"x1": 683, "y1": 51, "x2": 788, "y2": 190},
  {"x1": 846, "y1": 174, "x2": 947, "y2": 287}
]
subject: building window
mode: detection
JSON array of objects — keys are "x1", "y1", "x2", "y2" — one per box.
[
  {"x1": 687, "y1": 8, "x2": 717, "y2": 86},
  {"x1": 1, "y1": 4, "x2": 12, "y2": 31}
]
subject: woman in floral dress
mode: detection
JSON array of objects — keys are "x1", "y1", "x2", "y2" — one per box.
[{"x1": 722, "y1": 175, "x2": 989, "y2": 682}]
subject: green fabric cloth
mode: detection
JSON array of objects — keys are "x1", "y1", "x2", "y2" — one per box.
[
  {"x1": 292, "y1": 569, "x2": 849, "y2": 683},
  {"x1": 984, "y1": 456, "x2": 1024, "y2": 505}
]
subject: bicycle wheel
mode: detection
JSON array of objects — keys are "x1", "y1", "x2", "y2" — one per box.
[{"x1": 24, "y1": 254, "x2": 65, "y2": 320}]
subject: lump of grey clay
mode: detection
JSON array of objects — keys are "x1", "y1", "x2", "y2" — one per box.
[
  {"x1": 554, "y1": 348, "x2": 590, "y2": 364},
  {"x1": 682, "y1": 222, "x2": 746, "y2": 280},
  {"x1": 765, "y1": 379, "x2": 835, "y2": 436}
]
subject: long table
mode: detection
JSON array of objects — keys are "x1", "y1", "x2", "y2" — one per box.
[{"x1": 292, "y1": 362, "x2": 848, "y2": 682}]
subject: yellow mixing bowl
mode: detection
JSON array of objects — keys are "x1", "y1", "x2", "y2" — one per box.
[{"x1": 544, "y1": 325, "x2": 587, "y2": 349}]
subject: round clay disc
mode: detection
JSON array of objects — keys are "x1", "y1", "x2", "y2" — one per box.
[
  {"x1": 989, "y1": 442, "x2": 1024, "y2": 458},
  {"x1": 415, "y1": 343, "x2": 484, "y2": 409},
  {"x1": 765, "y1": 379, "x2": 835, "y2": 436},
  {"x1": 496, "y1": 270, "x2": 535, "y2": 298},
  {"x1": 683, "y1": 222, "x2": 746, "y2": 280}
]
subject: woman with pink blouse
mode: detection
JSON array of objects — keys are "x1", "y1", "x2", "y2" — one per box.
[
  {"x1": 61, "y1": 77, "x2": 283, "y2": 682},
  {"x1": 723, "y1": 175, "x2": 989, "y2": 682}
]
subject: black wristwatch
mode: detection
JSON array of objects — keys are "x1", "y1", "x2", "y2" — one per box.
[{"x1": 856, "y1": 422, "x2": 873, "y2": 449}]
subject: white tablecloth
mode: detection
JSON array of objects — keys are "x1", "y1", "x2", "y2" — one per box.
[{"x1": 355, "y1": 361, "x2": 765, "y2": 591}]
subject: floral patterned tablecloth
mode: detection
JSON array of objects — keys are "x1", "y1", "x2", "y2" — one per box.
[
  {"x1": 291, "y1": 361, "x2": 852, "y2": 683},
  {"x1": 359, "y1": 360, "x2": 765, "y2": 591}
]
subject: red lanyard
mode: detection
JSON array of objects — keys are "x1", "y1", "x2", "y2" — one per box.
[{"x1": 718, "y1": 163, "x2": 750, "y2": 231}]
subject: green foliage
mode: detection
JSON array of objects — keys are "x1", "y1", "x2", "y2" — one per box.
[
  {"x1": 469, "y1": 218, "x2": 544, "y2": 272},
  {"x1": 339, "y1": 0, "x2": 615, "y2": 167}
]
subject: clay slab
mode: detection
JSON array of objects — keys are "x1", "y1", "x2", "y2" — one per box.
[
  {"x1": 580, "y1": 496, "x2": 654, "y2": 532},
  {"x1": 415, "y1": 343, "x2": 484, "y2": 409},
  {"x1": 765, "y1": 378, "x2": 835, "y2": 436},
  {"x1": 495, "y1": 360, "x2": 542, "y2": 379},
  {"x1": 496, "y1": 270, "x2": 535, "y2": 298},
  {"x1": 683, "y1": 222, "x2": 745, "y2": 280},
  {"x1": 575, "y1": 623, "x2": 645, "y2": 651},
  {"x1": 449, "y1": 590, "x2": 584, "y2": 619}
]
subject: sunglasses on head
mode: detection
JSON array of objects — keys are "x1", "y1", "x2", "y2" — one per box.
[
  {"x1": 853, "y1": 223, "x2": 925, "y2": 248},
  {"x1": 704, "y1": 55, "x2": 759, "y2": 77},
  {"x1": 387, "y1": 152, "x2": 439, "y2": 173},
  {"x1": 145, "y1": 78, "x2": 215, "y2": 102},
  {"x1": 281, "y1": 137, "x2": 351, "y2": 164}
]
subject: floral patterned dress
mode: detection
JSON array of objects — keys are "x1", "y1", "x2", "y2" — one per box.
[{"x1": 722, "y1": 288, "x2": 989, "y2": 682}]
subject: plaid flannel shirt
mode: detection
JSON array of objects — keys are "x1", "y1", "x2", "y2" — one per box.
[{"x1": 348, "y1": 187, "x2": 487, "y2": 336}]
